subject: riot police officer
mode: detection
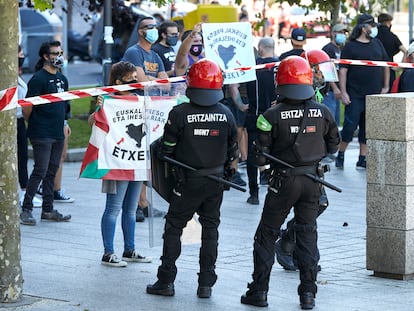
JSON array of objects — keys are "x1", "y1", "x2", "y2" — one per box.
[
  {"x1": 275, "y1": 49, "x2": 338, "y2": 271},
  {"x1": 240, "y1": 56, "x2": 340, "y2": 310},
  {"x1": 146, "y1": 59, "x2": 238, "y2": 299}
]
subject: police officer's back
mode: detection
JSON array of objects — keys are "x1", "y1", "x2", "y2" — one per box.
[
  {"x1": 241, "y1": 56, "x2": 340, "y2": 310},
  {"x1": 147, "y1": 59, "x2": 238, "y2": 299}
]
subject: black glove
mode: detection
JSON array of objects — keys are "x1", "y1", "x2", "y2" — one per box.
[{"x1": 171, "y1": 165, "x2": 186, "y2": 187}]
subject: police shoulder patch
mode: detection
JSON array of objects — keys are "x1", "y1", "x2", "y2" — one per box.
[{"x1": 256, "y1": 114, "x2": 272, "y2": 132}]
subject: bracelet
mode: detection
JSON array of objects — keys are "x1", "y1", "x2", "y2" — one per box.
[{"x1": 64, "y1": 120, "x2": 68, "y2": 126}]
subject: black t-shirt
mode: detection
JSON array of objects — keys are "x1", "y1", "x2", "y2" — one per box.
[
  {"x1": 279, "y1": 48, "x2": 304, "y2": 60},
  {"x1": 26, "y1": 69, "x2": 68, "y2": 140},
  {"x1": 377, "y1": 25, "x2": 402, "y2": 61},
  {"x1": 339, "y1": 39, "x2": 388, "y2": 98},
  {"x1": 151, "y1": 42, "x2": 176, "y2": 72},
  {"x1": 398, "y1": 69, "x2": 414, "y2": 92},
  {"x1": 246, "y1": 56, "x2": 279, "y2": 115}
]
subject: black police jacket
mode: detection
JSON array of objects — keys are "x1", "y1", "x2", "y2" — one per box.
[
  {"x1": 258, "y1": 99, "x2": 340, "y2": 166},
  {"x1": 161, "y1": 101, "x2": 238, "y2": 171}
]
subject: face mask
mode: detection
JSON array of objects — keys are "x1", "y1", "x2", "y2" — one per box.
[
  {"x1": 190, "y1": 44, "x2": 203, "y2": 57},
  {"x1": 369, "y1": 26, "x2": 378, "y2": 38},
  {"x1": 335, "y1": 33, "x2": 346, "y2": 45},
  {"x1": 145, "y1": 28, "x2": 159, "y2": 44},
  {"x1": 18, "y1": 57, "x2": 25, "y2": 68},
  {"x1": 166, "y1": 36, "x2": 178, "y2": 46},
  {"x1": 121, "y1": 79, "x2": 138, "y2": 84},
  {"x1": 52, "y1": 55, "x2": 65, "y2": 68}
]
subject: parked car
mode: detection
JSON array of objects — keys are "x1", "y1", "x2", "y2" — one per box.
[{"x1": 279, "y1": 5, "x2": 330, "y2": 39}]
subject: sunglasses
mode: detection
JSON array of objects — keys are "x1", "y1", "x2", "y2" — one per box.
[
  {"x1": 49, "y1": 51, "x2": 64, "y2": 56},
  {"x1": 140, "y1": 24, "x2": 157, "y2": 30}
]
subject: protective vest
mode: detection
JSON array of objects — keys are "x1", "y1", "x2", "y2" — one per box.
[
  {"x1": 258, "y1": 100, "x2": 339, "y2": 166},
  {"x1": 163, "y1": 101, "x2": 237, "y2": 171}
]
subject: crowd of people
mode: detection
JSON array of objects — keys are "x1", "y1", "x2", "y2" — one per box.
[{"x1": 17, "y1": 10, "x2": 414, "y2": 310}]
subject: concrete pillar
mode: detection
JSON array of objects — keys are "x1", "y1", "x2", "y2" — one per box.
[{"x1": 366, "y1": 93, "x2": 414, "y2": 280}]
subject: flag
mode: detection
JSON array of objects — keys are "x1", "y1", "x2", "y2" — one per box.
[{"x1": 80, "y1": 94, "x2": 177, "y2": 181}]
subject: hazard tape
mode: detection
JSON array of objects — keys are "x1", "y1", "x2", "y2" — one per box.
[{"x1": 0, "y1": 57, "x2": 412, "y2": 112}]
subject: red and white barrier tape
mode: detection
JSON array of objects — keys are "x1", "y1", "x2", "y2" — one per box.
[{"x1": 0, "y1": 58, "x2": 413, "y2": 112}]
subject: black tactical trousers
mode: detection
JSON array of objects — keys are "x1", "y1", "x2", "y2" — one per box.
[
  {"x1": 250, "y1": 174, "x2": 320, "y2": 295},
  {"x1": 245, "y1": 114, "x2": 259, "y2": 196},
  {"x1": 157, "y1": 177, "x2": 223, "y2": 287}
]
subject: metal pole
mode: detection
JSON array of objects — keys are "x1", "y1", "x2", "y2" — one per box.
[
  {"x1": 61, "y1": 0, "x2": 68, "y2": 76},
  {"x1": 409, "y1": 0, "x2": 413, "y2": 43},
  {"x1": 102, "y1": 0, "x2": 113, "y2": 86}
]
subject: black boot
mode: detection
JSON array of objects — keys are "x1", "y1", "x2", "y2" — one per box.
[
  {"x1": 197, "y1": 286, "x2": 212, "y2": 298},
  {"x1": 146, "y1": 280, "x2": 175, "y2": 296},
  {"x1": 300, "y1": 292, "x2": 315, "y2": 310},
  {"x1": 241, "y1": 289, "x2": 268, "y2": 307}
]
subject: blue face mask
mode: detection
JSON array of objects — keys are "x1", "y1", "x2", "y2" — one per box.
[
  {"x1": 145, "y1": 28, "x2": 159, "y2": 44},
  {"x1": 335, "y1": 33, "x2": 346, "y2": 45},
  {"x1": 369, "y1": 26, "x2": 378, "y2": 38}
]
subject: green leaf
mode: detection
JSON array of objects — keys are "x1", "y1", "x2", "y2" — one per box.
[{"x1": 33, "y1": 0, "x2": 54, "y2": 11}]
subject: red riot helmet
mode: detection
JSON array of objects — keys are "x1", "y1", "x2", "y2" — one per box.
[
  {"x1": 300, "y1": 49, "x2": 338, "y2": 83},
  {"x1": 275, "y1": 56, "x2": 315, "y2": 100},
  {"x1": 186, "y1": 58, "x2": 224, "y2": 106}
]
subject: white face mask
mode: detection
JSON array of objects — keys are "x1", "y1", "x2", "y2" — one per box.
[{"x1": 369, "y1": 26, "x2": 378, "y2": 38}]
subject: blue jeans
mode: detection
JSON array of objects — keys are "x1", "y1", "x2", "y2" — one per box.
[
  {"x1": 322, "y1": 91, "x2": 340, "y2": 125},
  {"x1": 23, "y1": 138, "x2": 64, "y2": 212},
  {"x1": 101, "y1": 180, "x2": 143, "y2": 254}
]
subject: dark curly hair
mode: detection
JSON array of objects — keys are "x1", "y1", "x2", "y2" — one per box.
[{"x1": 108, "y1": 61, "x2": 136, "y2": 86}]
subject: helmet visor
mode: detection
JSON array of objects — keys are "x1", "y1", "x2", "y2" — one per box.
[{"x1": 318, "y1": 61, "x2": 338, "y2": 82}]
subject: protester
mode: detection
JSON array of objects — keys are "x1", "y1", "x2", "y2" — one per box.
[
  {"x1": 174, "y1": 23, "x2": 203, "y2": 76},
  {"x1": 151, "y1": 20, "x2": 179, "y2": 77},
  {"x1": 396, "y1": 41, "x2": 414, "y2": 92},
  {"x1": 17, "y1": 45, "x2": 43, "y2": 208},
  {"x1": 123, "y1": 16, "x2": 168, "y2": 222},
  {"x1": 245, "y1": 37, "x2": 279, "y2": 205},
  {"x1": 240, "y1": 56, "x2": 340, "y2": 309},
  {"x1": 88, "y1": 61, "x2": 152, "y2": 267},
  {"x1": 146, "y1": 59, "x2": 238, "y2": 298},
  {"x1": 279, "y1": 28, "x2": 306, "y2": 60},
  {"x1": 20, "y1": 41, "x2": 71, "y2": 225},
  {"x1": 377, "y1": 13, "x2": 407, "y2": 89},
  {"x1": 336, "y1": 13, "x2": 389, "y2": 170},
  {"x1": 322, "y1": 23, "x2": 349, "y2": 125}
]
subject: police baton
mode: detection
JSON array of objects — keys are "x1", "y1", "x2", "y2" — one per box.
[
  {"x1": 163, "y1": 156, "x2": 247, "y2": 192},
  {"x1": 261, "y1": 152, "x2": 342, "y2": 193}
]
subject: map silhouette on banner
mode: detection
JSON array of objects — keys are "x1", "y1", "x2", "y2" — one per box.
[{"x1": 202, "y1": 22, "x2": 256, "y2": 85}]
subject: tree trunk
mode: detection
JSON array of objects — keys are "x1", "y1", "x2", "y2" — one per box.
[{"x1": 0, "y1": 1, "x2": 23, "y2": 302}]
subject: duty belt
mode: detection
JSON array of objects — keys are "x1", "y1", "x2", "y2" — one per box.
[
  {"x1": 185, "y1": 165, "x2": 224, "y2": 177},
  {"x1": 275, "y1": 165, "x2": 317, "y2": 176}
]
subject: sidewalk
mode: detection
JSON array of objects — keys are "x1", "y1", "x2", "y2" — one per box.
[{"x1": 1, "y1": 141, "x2": 413, "y2": 311}]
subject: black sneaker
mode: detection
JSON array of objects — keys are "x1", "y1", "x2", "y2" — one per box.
[
  {"x1": 231, "y1": 172, "x2": 247, "y2": 187},
  {"x1": 335, "y1": 154, "x2": 344, "y2": 169},
  {"x1": 146, "y1": 280, "x2": 175, "y2": 296},
  {"x1": 246, "y1": 195, "x2": 259, "y2": 205},
  {"x1": 101, "y1": 253, "x2": 127, "y2": 267},
  {"x1": 122, "y1": 250, "x2": 152, "y2": 263},
  {"x1": 141, "y1": 206, "x2": 166, "y2": 218},
  {"x1": 300, "y1": 292, "x2": 315, "y2": 310},
  {"x1": 41, "y1": 210, "x2": 71, "y2": 222},
  {"x1": 241, "y1": 290, "x2": 268, "y2": 307},
  {"x1": 136, "y1": 207, "x2": 145, "y2": 222},
  {"x1": 20, "y1": 210, "x2": 36, "y2": 226},
  {"x1": 259, "y1": 171, "x2": 269, "y2": 185},
  {"x1": 356, "y1": 158, "x2": 366, "y2": 170},
  {"x1": 54, "y1": 189, "x2": 75, "y2": 203},
  {"x1": 197, "y1": 286, "x2": 212, "y2": 298}
]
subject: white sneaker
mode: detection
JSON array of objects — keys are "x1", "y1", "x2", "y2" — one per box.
[
  {"x1": 122, "y1": 250, "x2": 152, "y2": 263},
  {"x1": 101, "y1": 254, "x2": 127, "y2": 267}
]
